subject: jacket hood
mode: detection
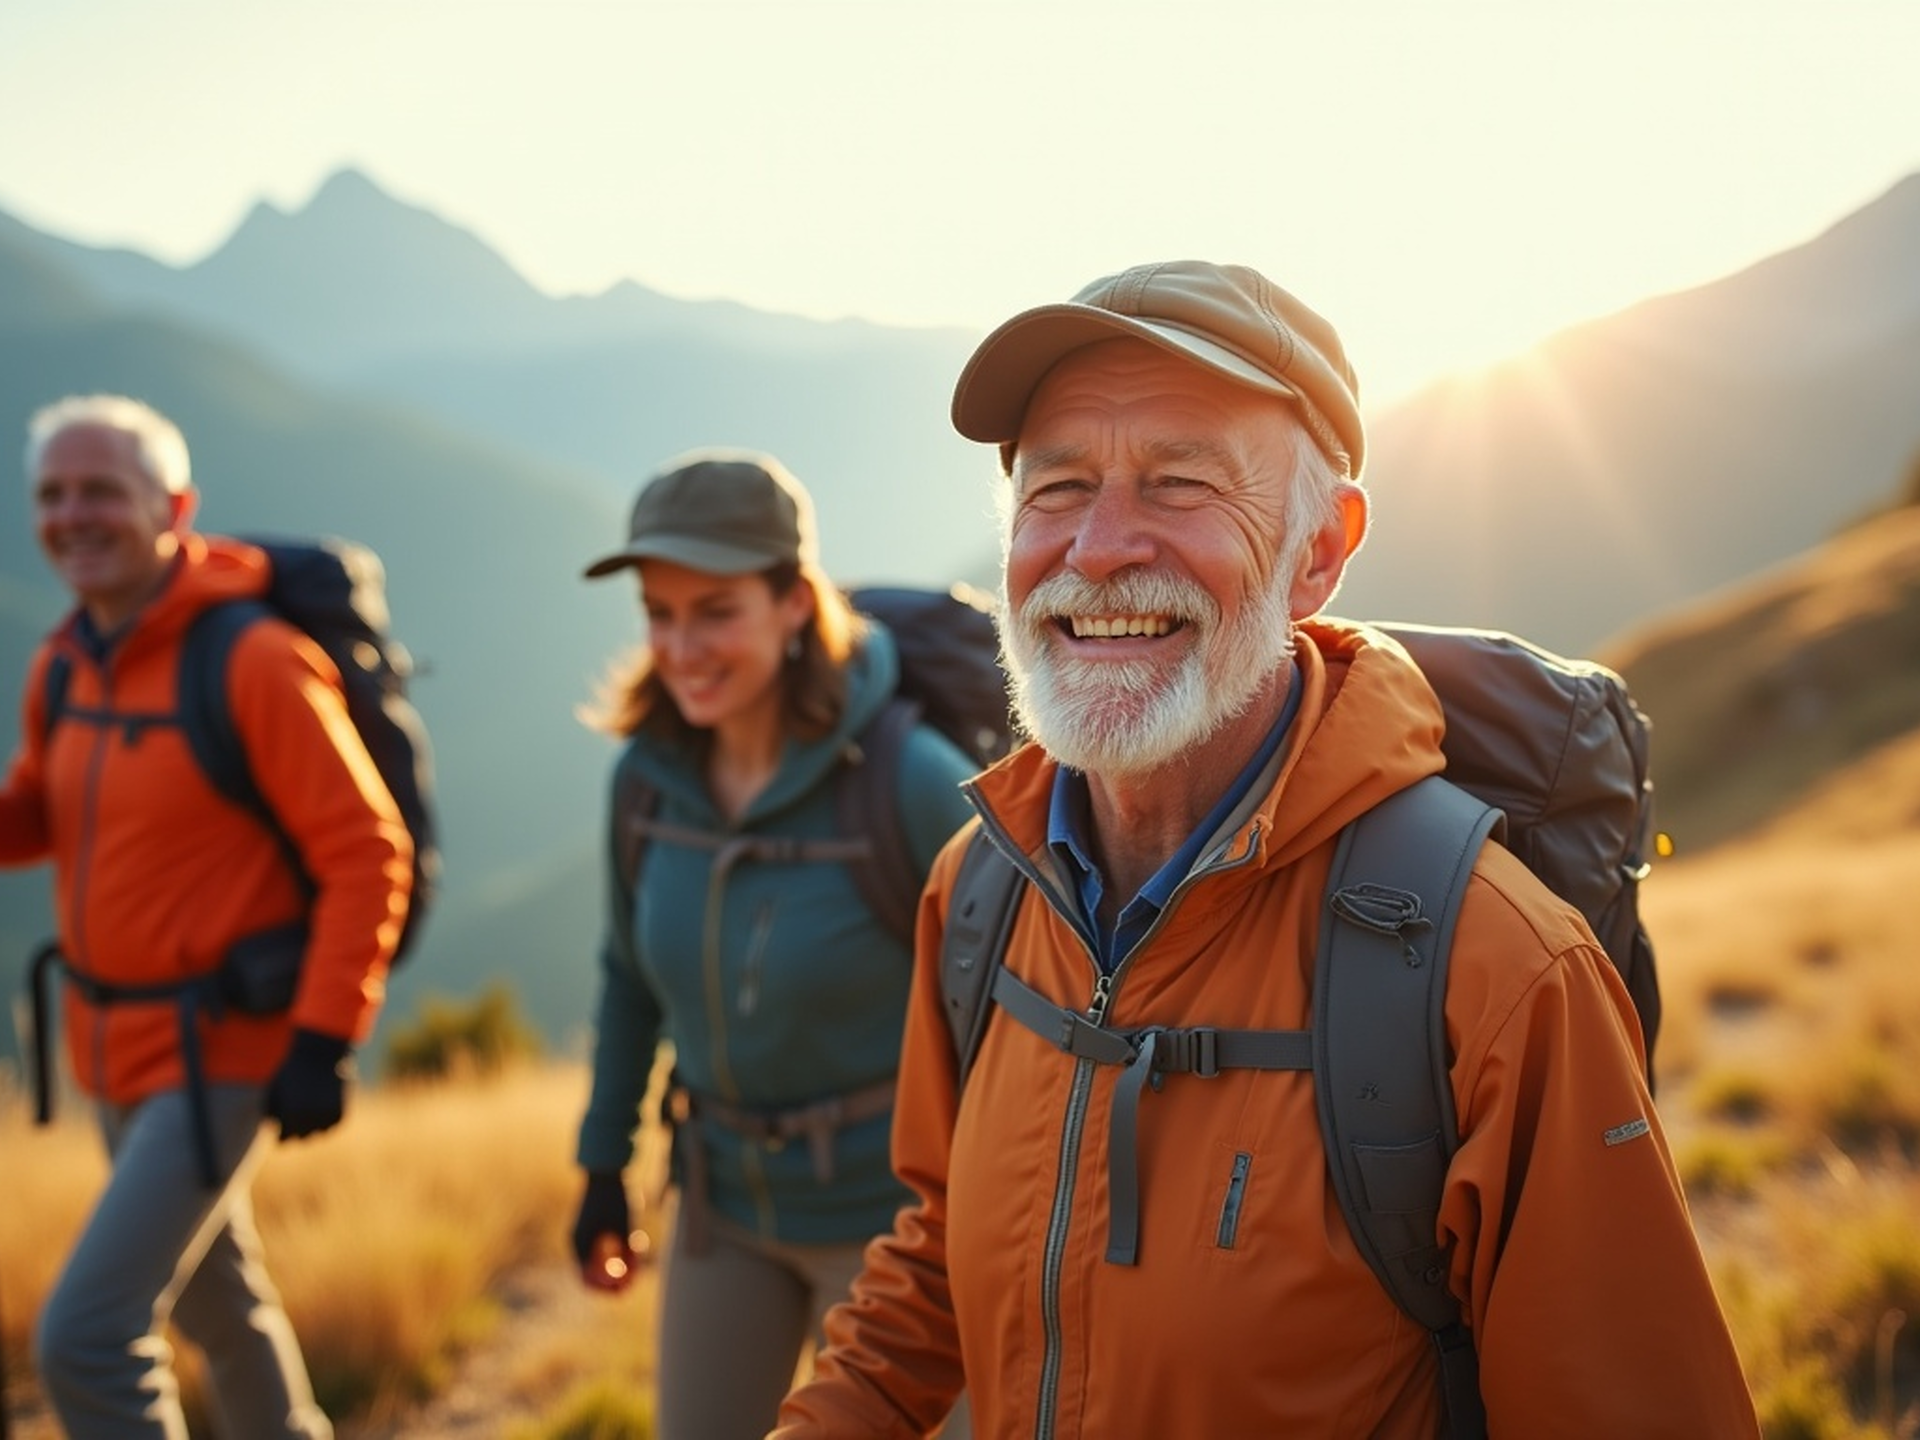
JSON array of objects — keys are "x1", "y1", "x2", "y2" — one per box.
[
  {"x1": 50, "y1": 533, "x2": 271, "y2": 660},
  {"x1": 622, "y1": 619, "x2": 902, "y2": 823},
  {"x1": 967, "y1": 617, "x2": 1446, "y2": 876}
]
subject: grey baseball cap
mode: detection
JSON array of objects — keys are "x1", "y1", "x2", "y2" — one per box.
[{"x1": 583, "y1": 449, "x2": 819, "y2": 579}]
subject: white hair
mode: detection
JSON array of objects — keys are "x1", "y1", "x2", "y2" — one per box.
[{"x1": 24, "y1": 394, "x2": 193, "y2": 494}]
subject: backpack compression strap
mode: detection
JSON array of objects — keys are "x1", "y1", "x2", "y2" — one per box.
[
  {"x1": 1315, "y1": 774, "x2": 1499, "y2": 1440},
  {"x1": 611, "y1": 699, "x2": 931, "y2": 967},
  {"x1": 938, "y1": 781, "x2": 1501, "y2": 1436},
  {"x1": 942, "y1": 832, "x2": 1314, "y2": 1265}
]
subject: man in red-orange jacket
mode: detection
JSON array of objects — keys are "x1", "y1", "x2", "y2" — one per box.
[{"x1": 2, "y1": 394, "x2": 412, "y2": 1438}]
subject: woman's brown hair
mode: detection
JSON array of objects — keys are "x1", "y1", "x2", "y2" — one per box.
[{"x1": 581, "y1": 560, "x2": 865, "y2": 746}]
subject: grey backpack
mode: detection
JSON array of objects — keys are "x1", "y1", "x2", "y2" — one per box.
[{"x1": 936, "y1": 622, "x2": 1660, "y2": 1440}]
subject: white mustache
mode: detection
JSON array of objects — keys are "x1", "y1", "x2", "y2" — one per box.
[{"x1": 1017, "y1": 570, "x2": 1220, "y2": 635}]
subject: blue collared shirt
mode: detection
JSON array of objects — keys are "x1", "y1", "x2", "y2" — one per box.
[{"x1": 1047, "y1": 662, "x2": 1302, "y2": 972}]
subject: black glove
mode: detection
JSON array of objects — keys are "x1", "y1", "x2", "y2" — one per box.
[
  {"x1": 265, "y1": 1028, "x2": 354, "y2": 1140},
  {"x1": 571, "y1": 1170, "x2": 632, "y2": 1269}
]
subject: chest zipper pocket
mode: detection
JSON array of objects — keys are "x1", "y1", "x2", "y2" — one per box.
[{"x1": 1216, "y1": 1151, "x2": 1253, "y2": 1249}]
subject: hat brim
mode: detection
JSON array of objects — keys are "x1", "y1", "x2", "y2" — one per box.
[
  {"x1": 951, "y1": 303, "x2": 1306, "y2": 444},
  {"x1": 582, "y1": 533, "x2": 784, "y2": 580}
]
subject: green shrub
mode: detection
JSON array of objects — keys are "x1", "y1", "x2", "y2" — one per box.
[
  {"x1": 382, "y1": 984, "x2": 544, "y2": 1082},
  {"x1": 510, "y1": 1377, "x2": 654, "y2": 1440},
  {"x1": 1678, "y1": 1129, "x2": 1790, "y2": 1199}
]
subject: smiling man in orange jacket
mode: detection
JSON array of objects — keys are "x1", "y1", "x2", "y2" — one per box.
[
  {"x1": 3, "y1": 394, "x2": 411, "y2": 1439},
  {"x1": 771, "y1": 264, "x2": 1759, "y2": 1439}
]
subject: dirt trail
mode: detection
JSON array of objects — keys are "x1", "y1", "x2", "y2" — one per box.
[
  {"x1": 4, "y1": 1259, "x2": 653, "y2": 1440},
  {"x1": 344, "y1": 1259, "x2": 645, "y2": 1439}
]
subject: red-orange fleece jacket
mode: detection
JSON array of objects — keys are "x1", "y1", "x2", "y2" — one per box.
[
  {"x1": 0, "y1": 534, "x2": 413, "y2": 1103},
  {"x1": 773, "y1": 618, "x2": 1758, "y2": 1439}
]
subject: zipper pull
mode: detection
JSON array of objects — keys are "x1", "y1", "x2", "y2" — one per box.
[{"x1": 1086, "y1": 972, "x2": 1115, "y2": 1026}]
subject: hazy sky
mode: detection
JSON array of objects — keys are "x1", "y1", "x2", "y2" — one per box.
[{"x1": 3, "y1": 0, "x2": 1915, "y2": 407}]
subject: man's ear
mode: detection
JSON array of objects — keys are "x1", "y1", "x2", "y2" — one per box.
[
  {"x1": 1288, "y1": 486, "x2": 1368, "y2": 619},
  {"x1": 167, "y1": 485, "x2": 199, "y2": 533}
]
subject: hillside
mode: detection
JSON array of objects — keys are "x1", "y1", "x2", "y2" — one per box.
[
  {"x1": 15, "y1": 168, "x2": 1920, "y2": 651},
  {"x1": 1600, "y1": 504, "x2": 1920, "y2": 855},
  {"x1": 1337, "y1": 173, "x2": 1920, "y2": 654},
  {"x1": 4, "y1": 172, "x2": 1919, "y2": 1064},
  {"x1": 0, "y1": 235, "x2": 632, "y2": 1053},
  {"x1": 1, "y1": 170, "x2": 1001, "y2": 592}
]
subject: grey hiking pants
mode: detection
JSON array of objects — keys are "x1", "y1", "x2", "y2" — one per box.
[
  {"x1": 656, "y1": 1211, "x2": 970, "y2": 1440},
  {"x1": 34, "y1": 1083, "x2": 331, "y2": 1440}
]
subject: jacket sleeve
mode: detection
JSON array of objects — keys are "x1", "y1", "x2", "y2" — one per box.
[
  {"x1": 1441, "y1": 877, "x2": 1760, "y2": 1437},
  {"x1": 227, "y1": 623, "x2": 412, "y2": 1042},
  {"x1": 0, "y1": 652, "x2": 54, "y2": 865},
  {"x1": 575, "y1": 756, "x2": 666, "y2": 1173},
  {"x1": 771, "y1": 832, "x2": 973, "y2": 1438}
]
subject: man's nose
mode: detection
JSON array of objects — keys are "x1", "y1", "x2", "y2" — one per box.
[{"x1": 1066, "y1": 485, "x2": 1157, "y2": 579}]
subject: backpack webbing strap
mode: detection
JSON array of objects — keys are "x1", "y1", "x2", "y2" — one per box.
[
  {"x1": 1314, "y1": 774, "x2": 1498, "y2": 1440},
  {"x1": 27, "y1": 942, "x2": 62, "y2": 1125},
  {"x1": 989, "y1": 963, "x2": 1313, "y2": 1265},
  {"x1": 39, "y1": 651, "x2": 177, "y2": 749},
  {"x1": 29, "y1": 946, "x2": 228, "y2": 1187},
  {"x1": 609, "y1": 699, "x2": 927, "y2": 969}
]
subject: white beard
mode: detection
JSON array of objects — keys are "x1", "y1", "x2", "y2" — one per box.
[{"x1": 1001, "y1": 565, "x2": 1297, "y2": 777}]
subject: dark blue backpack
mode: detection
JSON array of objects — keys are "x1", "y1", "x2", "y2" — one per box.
[
  {"x1": 30, "y1": 535, "x2": 439, "y2": 1184},
  {"x1": 40, "y1": 534, "x2": 439, "y2": 957}
]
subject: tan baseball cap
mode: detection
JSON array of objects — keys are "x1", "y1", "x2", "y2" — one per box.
[
  {"x1": 583, "y1": 449, "x2": 819, "y2": 579},
  {"x1": 951, "y1": 260, "x2": 1365, "y2": 478}
]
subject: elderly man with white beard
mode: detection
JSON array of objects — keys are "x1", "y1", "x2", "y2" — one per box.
[{"x1": 770, "y1": 261, "x2": 1757, "y2": 1440}]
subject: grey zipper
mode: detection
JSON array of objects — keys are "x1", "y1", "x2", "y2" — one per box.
[
  {"x1": 964, "y1": 797, "x2": 1267, "y2": 1438},
  {"x1": 736, "y1": 899, "x2": 776, "y2": 1017}
]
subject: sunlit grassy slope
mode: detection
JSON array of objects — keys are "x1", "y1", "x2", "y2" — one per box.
[{"x1": 6, "y1": 505, "x2": 1919, "y2": 1437}]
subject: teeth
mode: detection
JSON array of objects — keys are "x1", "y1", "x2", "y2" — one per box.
[{"x1": 1070, "y1": 616, "x2": 1172, "y2": 638}]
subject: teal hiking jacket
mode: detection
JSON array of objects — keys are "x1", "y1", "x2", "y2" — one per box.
[{"x1": 576, "y1": 624, "x2": 980, "y2": 1243}]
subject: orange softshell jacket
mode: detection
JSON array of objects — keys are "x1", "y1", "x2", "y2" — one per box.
[
  {"x1": 0, "y1": 535, "x2": 413, "y2": 1103},
  {"x1": 775, "y1": 619, "x2": 1758, "y2": 1439}
]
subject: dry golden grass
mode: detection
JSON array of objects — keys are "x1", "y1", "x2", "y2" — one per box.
[
  {"x1": 1650, "y1": 727, "x2": 1920, "y2": 1437},
  {"x1": 6, "y1": 727, "x2": 1919, "y2": 1436},
  {"x1": 0, "y1": 1060, "x2": 669, "y2": 1437}
]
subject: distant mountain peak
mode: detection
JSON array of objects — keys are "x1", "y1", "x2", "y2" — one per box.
[
  {"x1": 193, "y1": 166, "x2": 545, "y2": 351},
  {"x1": 310, "y1": 166, "x2": 389, "y2": 206}
]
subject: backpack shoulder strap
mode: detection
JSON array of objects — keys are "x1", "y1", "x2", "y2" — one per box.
[
  {"x1": 1314, "y1": 773, "x2": 1498, "y2": 1440},
  {"x1": 179, "y1": 599, "x2": 316, "y2": 896},
  {"x1": 939, "y1": 827, "x2": 1025, "y2": 1089},
  {"x1": 40, "y1": 652, "x2": 73, "y2": 747},
  {"x1": 609, "y1": 752, "x2": 661, "y2": 967},
  {"x1": 178, "y1": 599, "x2": 274, "y2": 820},
  {"x1": 833, "y1": 696, "x2": 923, "y2": 948}
]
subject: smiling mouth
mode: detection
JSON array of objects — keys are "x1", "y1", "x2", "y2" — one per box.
[{"x1": 1065, "y1": 615, "x2": 1178, "y2": 639}]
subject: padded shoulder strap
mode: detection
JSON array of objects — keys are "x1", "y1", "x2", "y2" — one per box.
[
  {"x1": 939, "y1": 828, "x2": 1025, "y2": 1090},
  {"x1": 179, "y1": 600, "x2": 315, "y2": 899},
  {"x1": 40, "y1": 653, "x2": 72, "y2": 747},
  {"x1": 833, "y1": 697, "x2": 923, "y2": 948},
  {"x1": 178, "y1": 600, "x2": 272, "y2": 819},
  {"x1": 1314, "y1": 773, "x2": 1497, "y2": 1439},
  {"x1": 609, "y1": 756, "x2": 660, "y2": 968}
]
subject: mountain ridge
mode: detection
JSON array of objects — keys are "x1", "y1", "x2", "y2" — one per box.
[{"x1": 2, "y1": 169, "x2": 1916, "y2": 1054}]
